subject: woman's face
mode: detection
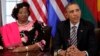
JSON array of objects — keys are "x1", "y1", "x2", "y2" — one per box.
[{"x1": 17, "y1": 7, "x2": 29, "y2": 22}]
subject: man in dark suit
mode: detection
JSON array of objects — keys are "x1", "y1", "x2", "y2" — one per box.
[{"x1": 53, "y1": 2, "x2": 97, "y2": 56}]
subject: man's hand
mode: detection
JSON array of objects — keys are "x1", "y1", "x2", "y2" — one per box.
[
  {"x1": 66, "y1": 45, "x2": 86, "y2": 56},
  {"x1": 58, "y1": 49, "x2": 66, "y2": 56}
]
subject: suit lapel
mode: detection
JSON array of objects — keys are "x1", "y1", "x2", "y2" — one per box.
[
  {"x1": 64, "y1": 20, "x2": 70, "y2": 39},
  {"x1": 63, "y1": 20, "x2": 70, "y2": 47},
  {"x1": 77, "y1": 19, "x2": 85, "y2": 45}
]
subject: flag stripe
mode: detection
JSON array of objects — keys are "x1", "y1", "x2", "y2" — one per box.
[
  {"x1": 32, "y1": 0, "x2": 47, "y2": 24},
  {"x1": 98, "y1": 0, "x2": 100, "y2": 11},
  {"x1": 28, "y1": 0, "x2": 44, "y2": 22},
  {"x1": 37, "y1": 0, "x2": 47, "y2": 16},
  {"x1": 47, "y1": 0, "x2": 68, "y2": 36},
  {"x1": 50, "y1": 0, "x2": 66, "y2": 21},
  {"x1": 23, "y1": 0, "x2": 37, "y2": 21},
  {"x1": 23, "y1": 0, "x2": 47, "y2": 24},
  {"x1": 61, "y1": 0, "x2": 68, "y2": 7},
  {"x1": 97, "y1": 0, "x2": 100, "y2": 22},
  {"x1": 85, "y1": 0, "x2": 98, "y2": 22},
  {"x1": 30, "y1": 8, "x2": 37, "y2": 21},
  {"x1": 55, "y1": 0, "x2": 65, "y2": 17},
  {"x1": 42, "y1": 0, "x2": 46, "y2": 6}
]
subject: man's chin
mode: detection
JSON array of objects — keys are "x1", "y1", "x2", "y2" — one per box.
[{"x1": 73, "y1": 21, "x2": 80, "y2": 24}]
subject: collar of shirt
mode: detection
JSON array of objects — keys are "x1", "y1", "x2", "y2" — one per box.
[{"x1": 70, "y1": 22, "x2": 80, "y2": 32}]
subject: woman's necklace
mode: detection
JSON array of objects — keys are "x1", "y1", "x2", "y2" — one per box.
[{"x1": 17, "y1": 21, "x2": 29, "y2": 26}]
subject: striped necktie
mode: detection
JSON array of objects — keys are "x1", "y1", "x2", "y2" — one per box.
[{"x1": 70, "y1": 26, "x2": 77, "y2": 46}]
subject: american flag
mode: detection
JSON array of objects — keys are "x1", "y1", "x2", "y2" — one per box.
[
  {"x1": 23, "y1": 0, "x2": 47, "y2": 25},
  {"x1": 23, "y1": 0, "x2": 72, "y2": 37}
]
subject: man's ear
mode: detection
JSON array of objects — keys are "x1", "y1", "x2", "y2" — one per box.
[
  {"x1": 64, "y1": 10, "x2": 68, "y2": 19},
  {"x1": 65, "y1": 13, "x2": 67, "y2": 18},
  {"x1": 64, "y1": 13, "x2": 68, "y2": 19}
]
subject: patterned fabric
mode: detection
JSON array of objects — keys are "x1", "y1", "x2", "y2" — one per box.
[
  {"x1": 19, "y1": 21, "x2": 44, "y2": 46},
  {"x1": 70, "y1": 26, "x2": 77, "y2": 46}
]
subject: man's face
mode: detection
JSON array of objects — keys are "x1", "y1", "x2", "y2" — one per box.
[{"x1": 66, "y1": 4, "x2": 81, "y2": 24}]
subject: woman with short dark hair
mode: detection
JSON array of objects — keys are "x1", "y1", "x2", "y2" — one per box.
[{"x1": 1, "y1": 2, "x2": 46, "y2": 52}]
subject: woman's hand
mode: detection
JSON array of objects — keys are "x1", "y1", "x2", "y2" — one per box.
[
  {"x1": 0, "y1": 46, "x2": 3, "y2": 50},
  {"x1": 12, "y1": 46, "x2": 26, "y2": 52},
  {"x1": 12, "y1": 43, "x2": 40, "y2": 52}
]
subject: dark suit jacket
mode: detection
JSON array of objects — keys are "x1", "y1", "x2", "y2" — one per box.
[{"x1": 53, "y1": 19, "x2": 97, "y2": 56}]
